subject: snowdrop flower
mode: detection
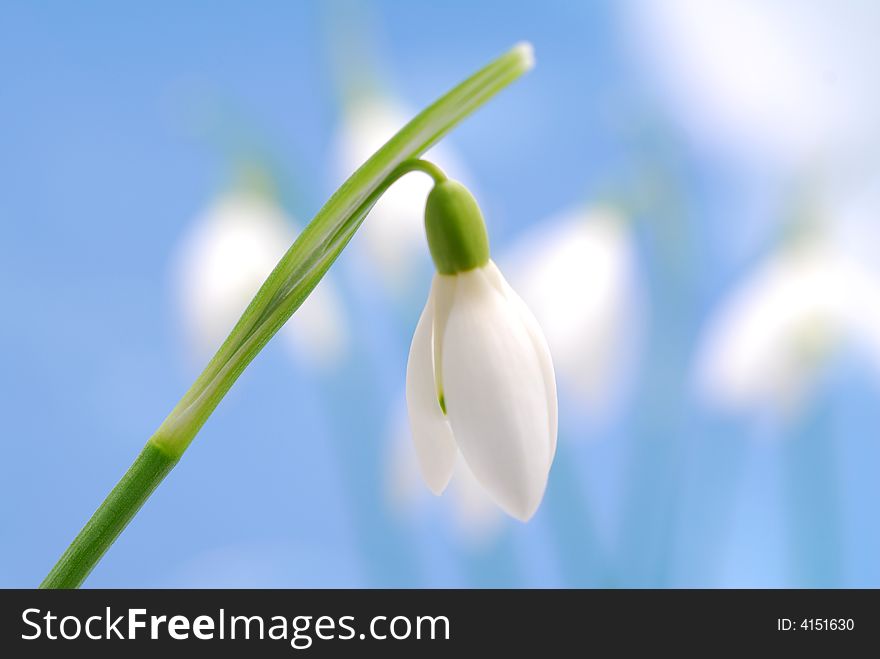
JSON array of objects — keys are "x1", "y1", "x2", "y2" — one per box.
[
  {"x1": 173, "y1": 189, "x2": 348, "y2": 368},
  {"x1": 386, "y1": 203, "x2": 636, "y2": 546},
  {"x1": 695, "y1": 238, "x2": 880, "y2": 415},
  {"x1": 333, "y1": 96, "x2": 468, "y2": 293},
  {"x1": 406, "y1": 178, "x2": 557, "y2": 521},
  {"x1": 503, "y1": 206, "x2": 641, "y2": 415}
]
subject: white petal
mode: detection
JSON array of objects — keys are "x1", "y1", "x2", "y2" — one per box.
[
  {"x1": 431, "y1": 274, "x2": 458, "y2": 411},
  {"x1": 405, "y1": 279, "x2": 457, "y2": 494},
  {"x1": 482, "y1": 261, "x2": 558, "y2": 463},
  {"x1": 442, "y1": 266, "x2": 554, "y2": 521}
]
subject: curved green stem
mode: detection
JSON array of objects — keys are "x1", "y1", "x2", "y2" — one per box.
[
  {"x1": 403, "y1": 158, "x2": 448, "y2": 184},
  {"x1": 40, "y1": 44, "x2": 533, "y2": 588}
]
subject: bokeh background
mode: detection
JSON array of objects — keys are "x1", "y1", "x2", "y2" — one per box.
[{"x1": 2, "y1": 0, "x2": 880, "y2": 588}]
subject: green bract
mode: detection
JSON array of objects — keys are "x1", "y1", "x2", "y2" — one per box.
[{"x1": 425, "y1": 180, "x2": 490, "y2": 274}]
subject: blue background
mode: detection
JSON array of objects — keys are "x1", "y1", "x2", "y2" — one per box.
[{"x1": 2, "y1": 1, "x2": 879, "y2": 588}]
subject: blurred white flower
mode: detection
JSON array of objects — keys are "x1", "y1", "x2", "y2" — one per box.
[
  {"x1": 502, "y1": 206, "x2": 642, "y2": 416},
  {"x1": 695, "y1": 238, "x2": 880, "y2": 415},
  {"x1": 622, "y1": 0, "x2": 880, "y2": 163},
  {"x1": 173, "y1": 191, "x2": 348, "y2": 369},
  {"x1": 406, "y1": 261, "x2": 557, "y2": 522},
  {"x1": 332, "y1": 95, "x2": 469, "y2": 293}
]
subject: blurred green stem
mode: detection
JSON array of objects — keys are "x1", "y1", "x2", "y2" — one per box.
[{"x1": 40, "y1": 43, "x2": 533, "y2": 589}]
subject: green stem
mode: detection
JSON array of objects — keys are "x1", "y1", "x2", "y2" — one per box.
[
  {"x1": 40, "y1": 443, "x2": 178, "y2": 589},
  {"x1": 403, "y1": 158, "x2": 448, "y2": 184},
  {"x1": 41, "y1": 43, "x2": 533, "y2": 588}
]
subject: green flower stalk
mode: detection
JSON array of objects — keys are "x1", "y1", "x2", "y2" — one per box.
[{"x1": 40, "y1": 43, "x2": 534, "y2": 589}]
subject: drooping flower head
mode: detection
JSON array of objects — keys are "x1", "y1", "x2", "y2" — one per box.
[{"x1": 406, "y1": 178, "x2": 558, "y2": 521}]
